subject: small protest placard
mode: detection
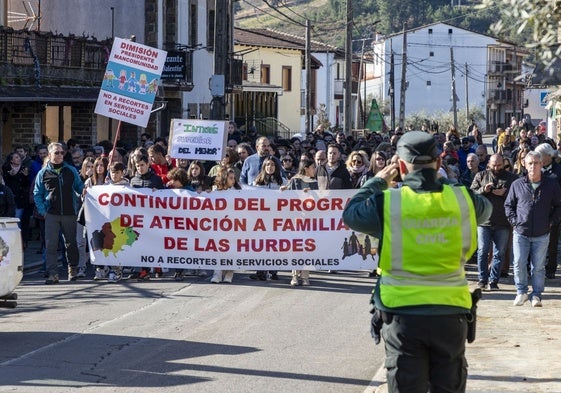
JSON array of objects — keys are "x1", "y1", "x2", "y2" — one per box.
[{"x1": 95, "y1": 38, "x2": 167, "y2": 128}]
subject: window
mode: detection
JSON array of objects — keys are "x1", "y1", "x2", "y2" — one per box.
[
  {"x1": 448, "y1": 29, "x2": 453, "y2": 34},
  {"x1": 207, "y1": 9, "x2": 215, "y2": 50},
  {"x1": 429, "y1": 51, "x2": 434, "y2": 57},
  {"x1": 426, "y1": 81, "x2": 431, "y2": 86},
  {"x1": 282, "y1": 66, "x2": 292, "y2": 91},
  {"x1": 189, "y1": 1, "x2": 197, "y2": 47},
  {"x1": 261, "y1": 64, "x2": 270, "y2": 84},
  {"x1": 428, "y1": 28, "x2": 433, "y2": 34}
]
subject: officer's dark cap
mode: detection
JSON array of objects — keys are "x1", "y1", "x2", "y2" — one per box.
[{"x1": 397, "y1": 131, "x2": 438, "y2": 164}]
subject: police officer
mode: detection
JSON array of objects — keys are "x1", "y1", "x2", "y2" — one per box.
[{"x1": 343, "y1": 131, "x2": 491, "y2": 392}]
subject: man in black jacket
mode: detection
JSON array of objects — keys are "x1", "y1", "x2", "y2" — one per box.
[
  {"x1": 471, "y1": 153, "x2": 518, "y2": 290},
  {"x1": 316, "y1": 143, "x2": 352, "y2": 190},
  {"x1": 534, "y1": 143, "x2": 561, "y2": 279},
  {"x1": 505, "y1": 151, "x2": 561, "y2": 307}
]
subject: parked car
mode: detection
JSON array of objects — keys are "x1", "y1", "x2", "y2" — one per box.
[{"x1": 0, "y1": 218, "x2": 23, "y2": 308}]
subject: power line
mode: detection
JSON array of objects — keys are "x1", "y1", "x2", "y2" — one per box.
[
  {"x1": 240, "y1": 0, "x2": 298, "y2": 26},
  {"x1": 276, "y1": 0, "x2": 308, "y2": 23},
  {"x1": 262, "y1": 0, "x2": 306, "y2": 27}
]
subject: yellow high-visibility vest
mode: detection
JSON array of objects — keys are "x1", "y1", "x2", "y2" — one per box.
[{"x1": 379, "y1": 184, "x2": 476, "y2": 309}]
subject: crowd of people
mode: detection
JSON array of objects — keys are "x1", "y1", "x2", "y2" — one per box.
[{"x1": 2, "y1": 118, "x2": 560, "y2": 300}]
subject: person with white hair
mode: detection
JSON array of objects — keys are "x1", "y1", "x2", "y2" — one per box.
[
  {"x1": 505, "y1": 151, "x2": 561, "y2": 307},
  {"x1": 534, "y1": 143, "x2": 561, "y2": 279}
]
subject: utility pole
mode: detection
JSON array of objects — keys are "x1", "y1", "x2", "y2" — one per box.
[
  {"x1": 355, "y1": 39, "x2": 365, "y2": 129},
  {"x1": 389, "y1": 41, "x2": 395, "y2": 131},
  {"x1": 450, "y1": 47, "x2": 458, "y2": 130},
  {"x1": 398, "y1": 23, "x2": 407, "y2": 130},
  {"x1": 210, "y1": 0, "x2": 228, "y2": 120},
  {"x1": 465, "y1": 62, "x2": 469, "y2": 121},
  {"x1": 344, "y1": 0, "x2": 352, "y2": 134},
  {"x1": 305, "y1": 19, "x2": 312, "y2": 134}
]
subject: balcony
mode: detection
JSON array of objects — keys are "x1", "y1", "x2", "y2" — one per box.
[
  {"x1": 489, "y1": 61, "x2": 514, "y2": 75},
  {"x1": 490, "y1": 89, "x2": 512, "y2": 103},
  {"x1": 0, "y1": 27, "x2": 112, "y2": 87}
]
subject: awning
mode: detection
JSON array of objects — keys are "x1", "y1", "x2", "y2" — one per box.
[{"x1": 0, "y1": 86, "x2": 100, "y2": 103}]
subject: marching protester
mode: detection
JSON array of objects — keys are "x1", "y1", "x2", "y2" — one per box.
[
  {"x1": 33, "y1": 142, "x2": 84, "y2": 284},
  {"x1": 103, "y1": 161, "x2": 130, "y2": 283},
  {"x1": 240, "y1": 136, "x2": 284, "y2": 186},
  {"x1": 345, "y1": 150, "x2": 370, "y2": 189},
  {"x1": 208, "y1": 147, "x2": 241, "y2": 182},
  {"x1": 210, "y1": 167, "x2": 242, "y2": 284},
  {"x1": 470, "y1": 153, "x2": 518, "y2": 290},
  {"x1": 505, "y1": 151, "x2": 561, "y2": 307},
  {"x1": 185, "y1": 160, "x2": 214, "y2": 192},
  {"x1": 281, "y1": 157, "x2": 318, "y2": 286},
  {"x1": 83, "y1": 157, "x2": 110, "y2": 281},
  {"x1": 2, "y1": 152, "x2": 31, "y2": 248},
  {"x1": 165, "y1": 167, "x2": 194, "y2": 281},
  {"x1": 128, "y1": 154, "x2": 165, "y2": 280},
  {"x1": 249, "y1": 156, "x2": 287, "y2": 281},
  {"x1": 316, "y1": 143, "x2": 352, "y2": 190},
  {"x1": 76, "y1": 157, "x2": 94, "y2": 277},
  {"x1": 148, "y1": 143, "x2": 174, "y2": 184},
  {"x1": 0, "y1": 172, "x2": 16, "y2": 217},
  {"x1": 533, "y1": 143, "x2": 561, "y2": 279},
  {"x1": 343, "y1": 131, "x2": 491, "y2": 392}
]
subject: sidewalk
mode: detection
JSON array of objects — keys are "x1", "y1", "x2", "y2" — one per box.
[
  {"x1": 21, "y1": 241, "x2": 561, "y2": 392},
  {"x1": 368, "y1": 264, "x2": 561, "y2": 393},
  {"x1": 463, "y1": 264, "x2": 561, "y2": 393}
]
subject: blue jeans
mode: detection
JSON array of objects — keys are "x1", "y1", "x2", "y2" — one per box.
[
  {"x1": 512, "y1": 232, "x2": 549, "y2": 298},
  {"x1": 477, "y1": 226, "x2": 510, "y2": 284}
]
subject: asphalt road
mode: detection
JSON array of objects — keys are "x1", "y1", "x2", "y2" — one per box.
[{"x1": 0, "y1": 269, "x2": 383, "y2": 393}]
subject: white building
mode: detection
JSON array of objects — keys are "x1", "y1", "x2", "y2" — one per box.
[{"x1": 370, "y1": 22, "x2": 524, "y2": 132}]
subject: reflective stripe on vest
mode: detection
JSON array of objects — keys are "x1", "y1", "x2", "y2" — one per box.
[{"x1": 379, "y1": 184, "x2": 476, "y2": 309}]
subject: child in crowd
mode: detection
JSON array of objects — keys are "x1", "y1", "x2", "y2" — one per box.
[
  {"x1": 210, "y1": 167, "x2": 241, "y2": 283},
  {"x1": 129, "y1": 155, "x2": 164, "y2": 280},
  {"x1": 166, "y1": 167, "x2": 195, "y2": 281},
  {"x1": 104, "y1": 162, "x2": 130, "y2": 283}
]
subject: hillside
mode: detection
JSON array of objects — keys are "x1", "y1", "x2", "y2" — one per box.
[
  {"x1": 235, "y1": 0, "x2": 340, "y2": 47},
  {"x1": 233, "y1": 0, "x2": 525, "y2": 51}
]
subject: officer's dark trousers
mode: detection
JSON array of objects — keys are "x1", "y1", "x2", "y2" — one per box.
[{"x1": 381, "y1": 314, "x2": 468, "y2": 393}]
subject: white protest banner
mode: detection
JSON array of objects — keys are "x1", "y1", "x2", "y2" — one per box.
[
  {"x1": 94, "y1": 38, "x2": 167, "y2": 128},
  {"x1": 84, "y1": 186, "x2": 378, "y2": 271},
  {"x1": 168, "y1": 119, "x2": 228, "y2": 161}
]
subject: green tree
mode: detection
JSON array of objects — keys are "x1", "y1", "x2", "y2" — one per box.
[{"x1": 479, "y1": 0, "x2": 561, "y2": 70}]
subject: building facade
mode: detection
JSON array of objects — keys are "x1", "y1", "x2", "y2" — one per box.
[
  {"x1": 370, "y1": 22, "x2": 525, "y2": 133},
  {"x1": 0, "y1": 0, "x2": 222, "y2": 154}
]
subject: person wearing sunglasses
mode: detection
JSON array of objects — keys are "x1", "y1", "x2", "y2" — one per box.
[
  {"x1": 33, "y1": 142, "x2": 84, "y2": 284},
  {"x1": 345, "y1": 150, "x2": 370, "y2": 189}
]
